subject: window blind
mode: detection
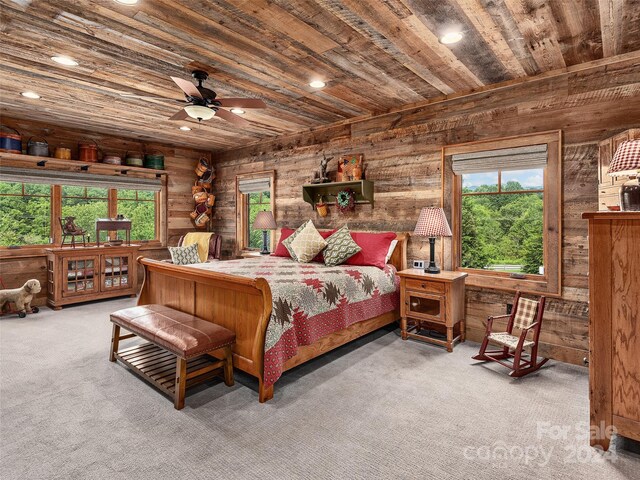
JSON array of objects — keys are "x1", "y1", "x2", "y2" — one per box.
[
  {"x1": 238, "y1": 177, "x2": 271, "y2": 194},
  {"x1": 0, "y1": 167, "x2": 162, "y2": 191},
  {"x1": 452, "y1": 144, "x2": 548, "y2": 175}
]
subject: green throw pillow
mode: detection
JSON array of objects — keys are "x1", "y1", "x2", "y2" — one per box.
[
  {"x1": 168, "y1": 243, "x2": 200, "y2": 265},
  {"x1": 283, "y1": 220, "x2": 312, "y2": 262},
  {"x1": 323, "y1": 226, "x2": 361, "y2": 266}
]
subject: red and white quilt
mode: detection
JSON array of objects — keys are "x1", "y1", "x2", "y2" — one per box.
[{"x1": 194, "y1": 256, "x2": 399, "y2": 386}]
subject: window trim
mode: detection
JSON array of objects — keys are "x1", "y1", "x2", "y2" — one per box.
[
  {"x1": 235, "y1": 170, "x2": 275, "y2": 255},
  {"x1": 444, "y1": 130, "x2": 562, "y2": 297}
]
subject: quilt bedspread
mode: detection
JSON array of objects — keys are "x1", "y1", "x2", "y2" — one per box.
[{"x1": 193, "y1": 256, "x2": 399, "y2": 386}]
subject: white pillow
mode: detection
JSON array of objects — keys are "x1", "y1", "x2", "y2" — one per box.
[
  {"x1": 385, "y1": 240, "x2": 398, "y2": 264},
  {"x1": 289, "y1": 222, "x2": 328, "y2": 263}
]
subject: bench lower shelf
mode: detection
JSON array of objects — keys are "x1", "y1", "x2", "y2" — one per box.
[{"x1": 115, "y1": 342, "x2": 225, "y2": 397}]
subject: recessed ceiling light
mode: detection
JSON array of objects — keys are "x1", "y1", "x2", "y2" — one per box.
[
  {"x1": 21, "y1": 91, "x2": 41, "y2": 99},
  {"x1": 179, "y1": 126, "x2": 191, "y2": 131},
  {"x1": 440, "y1": 31, "x2": 463, "y2": 45},
  {"x1": 51, "y1": 56, "x2": 79, "y2": 66},
  {"x1": 230, "y1": 108, "x2": 245, "y2": 115},
  {"x1": 114, "y1": 0, "x2": 139, "y2": 4},
  {"x1": 309, "y1": 80, "x2": 326, "y2": 89}
]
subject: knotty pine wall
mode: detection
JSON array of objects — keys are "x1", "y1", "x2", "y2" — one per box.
[
  {"x1": 212, "y1": 54, "x2": 640, "y2": 365},
  {"x1": 0, "y1": 117, "x2": 209, "y2": 305}
]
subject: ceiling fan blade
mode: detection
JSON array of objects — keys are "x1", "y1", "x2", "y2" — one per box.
[
  {"x1": 170, "y1": 76, "x2": 202, "y2": 99},
  {"x1": 168, "y1": 109, "x2": 189, "y2": 121},
  {"x1": 215, "y1": 108, "x2": 250, "y2": 127},
  {"x1": 216, "y1": 98, "x2": 266, "y2": 109}
]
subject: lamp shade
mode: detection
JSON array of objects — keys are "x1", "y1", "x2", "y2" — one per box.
[
  {"x1": 413, "y1": 207, "x2": 452, "y2": 238},
  {"x1": 608, "y1": 140, "x2": 640, "y2": 176},
  {"x1": 253, "y1": 211, "x2": 277, "y2": 230}
]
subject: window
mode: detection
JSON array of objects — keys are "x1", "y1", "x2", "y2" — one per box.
[
  {"x1": 117, "y1": 189, "x2": 157, "y2": 241},
  {"x1": 246, "y1": 191, "x2": 271, "y2": 250},
  {"x1": 62, "y1": 186, "x2": 109, "y2": 242},
  {"x1": 235, "y1": 171, "x2": 275, "y2": 253},
  {"x1": 461, "y1": 169, "x2": 544, "y2": 274},
  {"x1": 0, "y1": 182, "x2": 51, "y2": 246},
  {"x1": 445, "y1": 131, "x2": 561, "y2": 296},
  {"x1": 0, "y1": 168, "x2": 164, "y2": 250}
]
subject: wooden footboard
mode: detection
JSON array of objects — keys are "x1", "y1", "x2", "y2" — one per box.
[{"x1": 137, "y1": 257, "x2": 274, "y2": 401}]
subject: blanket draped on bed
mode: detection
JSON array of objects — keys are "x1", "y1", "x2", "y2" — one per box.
[{"x1": 193, "y1": 256, "x2": 399, "y2": 386}]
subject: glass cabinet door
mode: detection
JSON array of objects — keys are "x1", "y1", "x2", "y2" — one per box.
[
  {"x1": 407, "y1": 291, "x2": 445, "y2": 323},
  {"x1": 63, "y1": 256, "x2": 99, "y2": 296},
  {"x1": 101, "y1": 253, "x2": 132, "y2": 291}
]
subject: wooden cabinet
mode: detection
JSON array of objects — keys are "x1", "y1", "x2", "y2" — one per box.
[
  {"x1": 398, "y1": 269, "x2": 467, "y2": 352},
  {"x1": 597, "y1": 129, "x2": 640, "y2": 211},
  {"x1": 582, "y1": 212, "x2": 640, "y2": 450},
  {"x1": 46, "y1": 245, "x2": 140, "y2": 309}
]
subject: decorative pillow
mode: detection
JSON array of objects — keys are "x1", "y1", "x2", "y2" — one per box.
[
  {"x1": 272, "y1": 228, "x2": 296, "y2": 257},
  {"x1": 323, "y1": 226, "x2": 362, "y2": 266},
  {"x1": 283, "y1": 221, "x2": 312, "y2": 261},
  {"x1": 345, "y1": 232, "x2": 397, "y2": 269},
  {"x1": 385, "y1": 239, "x2": 398, "y2": 264},
  {"x1": 289, "y1": 222, "x2": 328, "y2": 263},
  {"x1": 168, "y1": 243, "x2": 200, "y2": 265}
]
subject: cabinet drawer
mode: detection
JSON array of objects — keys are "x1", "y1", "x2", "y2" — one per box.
[{"x1": 405, "y1": 278, "x2": 445, "y2": 294}]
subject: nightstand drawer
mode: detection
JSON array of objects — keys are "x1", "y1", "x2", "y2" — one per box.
[{"x1": 405, "y1": 278, "x2": 445, "y2": 294}]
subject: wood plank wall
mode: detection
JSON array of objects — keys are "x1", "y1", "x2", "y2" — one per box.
[
  {"x1": 212, "y1": 54, "x2": 640, "y2": 366},
  {"x1": 0, "y1": 117, "x2": 210, "y2": 305}
]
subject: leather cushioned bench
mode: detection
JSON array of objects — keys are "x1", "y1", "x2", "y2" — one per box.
[{"x1": 109, "y1": 304, "x2": 235, "y2": 409}]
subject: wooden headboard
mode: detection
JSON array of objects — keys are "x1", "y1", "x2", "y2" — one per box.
[{"x1": 389, "y1": 232, "x2": 408, "y2": 272}]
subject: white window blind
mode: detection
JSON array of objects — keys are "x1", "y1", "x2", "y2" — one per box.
[
  {"x1": 238, "y1": 177, "x2": 270, "y2": 194},
  {"x1": 452, "y1": 144, "x2": 548, "y2": 174},
  {"x1": 0, "y1": 167, "x2": 162, "y2": 191}
]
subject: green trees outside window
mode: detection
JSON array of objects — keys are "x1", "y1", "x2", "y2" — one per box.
[
  {"x1": 247, "y1": 191, "x2": 270, "y2": 249},
  {"x1": 0, "y1": 182, "x2": 51, "y2": 246},
  {"x1": 117, "y1": 189, "x2": 156, "y2": 241},
  {"x1": 461, "y1": 169, "x2": 544, "y2": 275},
  {"x1": 61, "y1": 186, "x2": 109, "y2": 242}
]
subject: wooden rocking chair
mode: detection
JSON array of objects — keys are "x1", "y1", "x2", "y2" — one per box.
[{"x1": 472, "y1": 291, "x2": 549, "y2": 377}]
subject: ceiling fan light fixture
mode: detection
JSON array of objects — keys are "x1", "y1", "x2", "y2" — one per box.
[
  {"x1": 51, "y1": 55, "x2": 79, "y2": 66},
  {"x1": 230, "y1": 108, "x2": 245, "y2": 114},
  {"x1": 439, "y1": 31, "x2": 463, "y2": 45},
  {"x1": 184, "y1": 105, "x2": 215, "y2": 121},
  {"x1": 21, "y1": 91, "x2": 41, "y2": 99},
  {"x1": 179, "y1": 126, "x2": 191, "y2": 131},
  {"x1": 309, "y1": 80, "x2": 326, "y2": 89}
]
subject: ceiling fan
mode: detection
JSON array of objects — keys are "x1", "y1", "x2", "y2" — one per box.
[{"x1": 120, "y1": 70, "x2": 266, "y2": 127}]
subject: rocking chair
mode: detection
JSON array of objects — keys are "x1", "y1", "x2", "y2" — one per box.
[{"x1": 472, "y1": 291, "x2": 548, "y2": 377}]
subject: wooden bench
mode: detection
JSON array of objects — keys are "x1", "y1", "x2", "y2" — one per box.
[{"x1": 109, "y1": 304, "x2": 235, "y2": 409}]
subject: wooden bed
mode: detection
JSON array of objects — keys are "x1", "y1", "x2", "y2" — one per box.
[{"x1": 137, "y1": 233, "x2": 407, "y2": 402}]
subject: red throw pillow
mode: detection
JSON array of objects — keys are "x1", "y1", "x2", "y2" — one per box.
[
  {"x1": 345, "y1": 232, "x2": 397, "y2": 269},
  {"x1": 272, "y1": 228, "x2": 296, "y2": 257}
]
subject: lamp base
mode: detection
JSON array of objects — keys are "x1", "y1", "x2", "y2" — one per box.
[
  {"x1": 423, "y1": 237, "x2": 441, "y2": 274},
  {"x1": 260, "y1": 230, "x2": 270, "y2": 255},
  {"x1": 620, "y1": 178, "x2": 640, "y2": 211}
]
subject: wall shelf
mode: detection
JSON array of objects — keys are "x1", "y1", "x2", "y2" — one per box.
[
  {"x1": 0, "y1": 152, "x2": 167, "y2": 177},
  {"x1": 302, "y1": 180, "x2": 374, "y2": 209}
]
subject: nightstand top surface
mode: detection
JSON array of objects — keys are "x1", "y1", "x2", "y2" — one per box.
[{"x1": 397, "y1": 269, "x2": 468, "y2": 282}]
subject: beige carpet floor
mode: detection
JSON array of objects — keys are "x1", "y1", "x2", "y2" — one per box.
[{"x1": 1, "y1": 297, "x2": 638, "y2": 480}]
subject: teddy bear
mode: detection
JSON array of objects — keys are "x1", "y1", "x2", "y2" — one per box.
[{"x1": 0, "y1": 279, "x2": 41, "y2": 318}]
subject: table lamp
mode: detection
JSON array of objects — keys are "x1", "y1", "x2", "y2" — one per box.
[
  {"x1": 608, "y1": 140, "x2": 640, "y2": 211},
  {"x1": 413, "y1": 207, "x2": 452, "y2": 274},
  {"x1": 253, "y1": 211, "x2": 277, "y2": 254}
]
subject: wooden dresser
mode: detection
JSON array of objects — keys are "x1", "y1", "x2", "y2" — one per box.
[
  {"x1": 583, "y1": 212, "x2": 640, "y2": 450},
  {"x1": 46, "y1": 245, "x2": 140, "y2": 309},
  {"x1": 398, "y1": 269, "x2": 467, "y2": 352}
]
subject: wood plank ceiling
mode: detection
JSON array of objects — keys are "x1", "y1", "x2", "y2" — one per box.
[{"x1": 1, "y1": 0, "x2": 639, "y2": 151}]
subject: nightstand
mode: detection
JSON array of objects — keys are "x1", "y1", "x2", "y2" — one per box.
[{"x1": 398, "y1": 269, "x2": 468, "y2": 352}]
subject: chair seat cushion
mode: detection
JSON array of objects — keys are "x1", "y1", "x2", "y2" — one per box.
[
  {"x1": 110, "y1": 304, "x2": 235, "y2": 359},
  {"x1": 488, "y1": 332, "x2": 535, "y2": 350}
]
